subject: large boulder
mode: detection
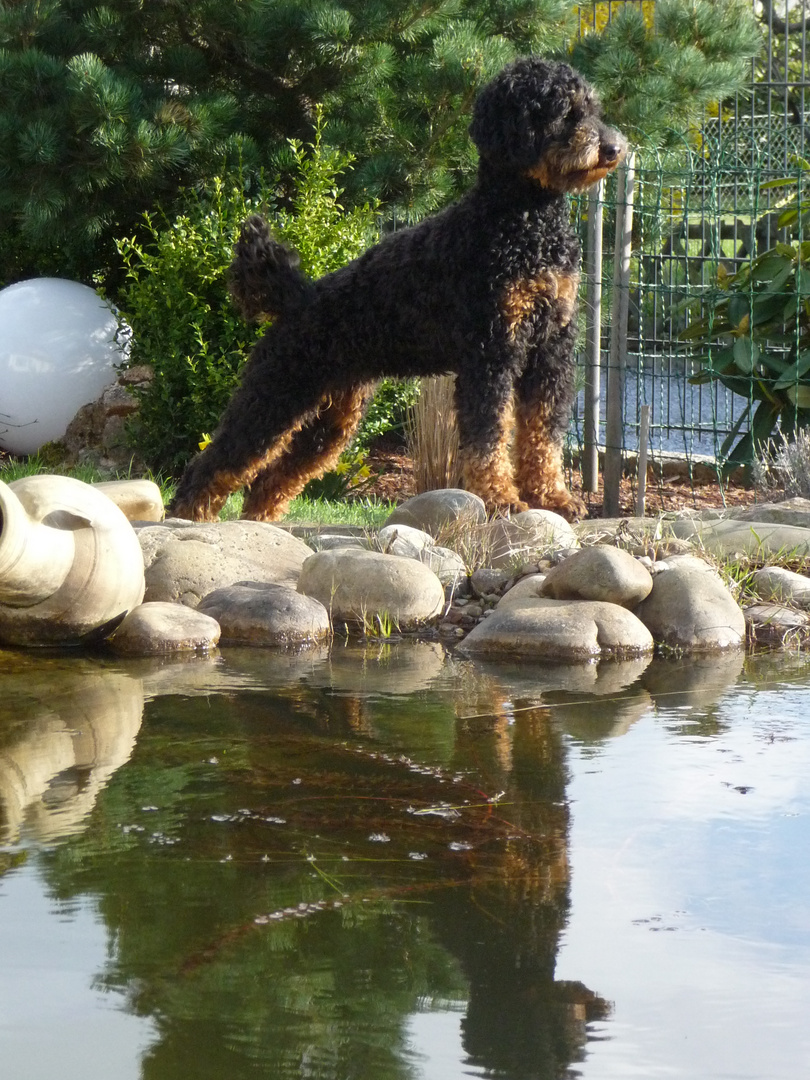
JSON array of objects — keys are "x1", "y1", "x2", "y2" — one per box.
[
  {"x1": 459, "y1": 597, "x2": 654, "y2": 661},
  {"x1": 634, "y1": 560, "x2": 745, "y2": 652},
  {"x1": 136, "y1": 519, "x2": 312, "y2": 608},
  {"x1": 384, "y1": 489, "x2": 486, "y2": 537},
  {"x1": 198, "y1": 582, "x2": 330, "y2": 646},
  {"x1": 297, "y1": 548, "x2": 444, "y2": 628},
  {"x1": 540, "y1": 545, "x2": 653, "y2": 607}
]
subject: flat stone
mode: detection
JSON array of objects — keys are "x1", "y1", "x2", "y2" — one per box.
[
  {"x1": 93, "y1": 479, "x2": 165, "y2": 522},
  {"x1": 136, "y1": 519, "x2": 312, "y2": 608},
  {"x1": 308, "y1": 534, "x2": 367, "y2": 551},
  {"x1": 634, "y1": 562, "x2": 745, "y2": 652},
  {"x1": 458, "y1": 598, "x2": 654, "y2": 661},
  {"x1": 297, "y1": 548, "x2": 444, "y2": 628},
  {"x1": 197, "y1": 582, "x2": 330, "y2": 646},
  {"x1": 727, "y1": 497, "x2": 810, "y2": 529},
  {"x1": 540, "y1": 545, "x2": 653, "y2": 607},
  {"x1": 744, "y1": 602, "x2": 810, "y2": 646},
  {"x1": 668, "y1": 517, "x2": 810, "y2": 559},
  {"x1": 384, "y1": 489, "x2": 487, "y2": 537},
  {"x1": 109, "y1": 601, "x2": 220, "y2": 655},
  {"x1": 751, "y1": 566, "x2": 810, "y2": 607}
]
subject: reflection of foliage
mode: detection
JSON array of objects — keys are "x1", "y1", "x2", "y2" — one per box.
[{"x1": 36, "y1": 671, "x2": 602, "y2": 1079}]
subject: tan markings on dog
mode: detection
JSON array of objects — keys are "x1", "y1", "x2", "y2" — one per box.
[
  {"x1": 514, "y1": 401, "x2": 585, "y2": 522},
  {"x1": 458, "y1": 399, "x2": 527, "y2": 513},
  {"x1": 501, "y1": 270, "x2": 580, "y2": 340},
  {"x1": 242, "y1": 386, "x2": 372, "y2": 521}
]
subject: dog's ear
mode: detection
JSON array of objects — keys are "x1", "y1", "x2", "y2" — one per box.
[{"x1": 470, "y1": 58, "x2": 594, "y2": 169}]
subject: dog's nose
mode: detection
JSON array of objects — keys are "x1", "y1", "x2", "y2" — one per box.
[{"x1": 601, "y1": 143, "x2": 621, "y2": 163}]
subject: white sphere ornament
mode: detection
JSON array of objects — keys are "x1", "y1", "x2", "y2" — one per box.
[{"x1": 0, "y1": 278, "x2": 129, "y2": 455}]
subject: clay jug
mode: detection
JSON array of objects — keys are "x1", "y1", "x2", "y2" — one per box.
[{"x1": 0, "y1": 474, "x2": 145, "y2": 645}]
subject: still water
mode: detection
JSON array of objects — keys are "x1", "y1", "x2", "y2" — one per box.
[{"x1": 1, "y1": 642, "x2": 810, "y2": 1080}]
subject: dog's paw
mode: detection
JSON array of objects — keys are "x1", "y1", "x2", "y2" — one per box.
[{"x1": 523, "y1": 490, "x2": 586, "y2": 523}]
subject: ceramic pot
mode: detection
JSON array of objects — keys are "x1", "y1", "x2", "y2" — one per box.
[{"x1": 0, "y1": 474, "x2": 145, "y2": 645}]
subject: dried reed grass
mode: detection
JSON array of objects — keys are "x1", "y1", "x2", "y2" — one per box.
[{"x1": 406, "y1": 376, "x2": 461, "y2": 492}]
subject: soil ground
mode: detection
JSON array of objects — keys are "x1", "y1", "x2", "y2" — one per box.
[{"x1": 359, "y1": 438, "x2": 756, "y2": 519}]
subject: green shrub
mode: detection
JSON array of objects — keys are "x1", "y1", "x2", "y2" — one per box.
[
  {"x1": 684, "y1": 162, "x2": 810, "y2": 475},
  {"x1": 117, "y1": 116, "x2": 378, "y2": 473}
]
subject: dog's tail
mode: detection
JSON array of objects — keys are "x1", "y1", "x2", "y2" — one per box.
[{"x1": 228, "y1": 214, "x2": 312, "y2": 323}]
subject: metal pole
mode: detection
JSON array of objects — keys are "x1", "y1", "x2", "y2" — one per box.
[
  {"x1": 635, "y1": 403, "x2": 650, "y2": 517},
  {"x1": 603, "y1": 151, "x2": 636, "y2": 518},
  {"x1": 583, "y1": 182, "x2": 604, "y2": 492}
]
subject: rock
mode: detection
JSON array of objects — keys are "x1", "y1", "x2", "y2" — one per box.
[
  {"x1": 751, "y1": 565, "x2": 810, "y2": 607},
  {"x1": 377, "y1": 523, "x2": 465, "y2": 585},
  {"x1": 669, "y1": 517, "x2": 810, "y2": 559},
  {"x1": 61, "y1": 366, "x2": 153, "y2": 471},
  {"x1": 109, "y1": 601, "x2": 220, "y2": 655},
  {"x1": 479, "y1": 509, "x2": 578, "y2": 570},
  {"x1": 499, "y1": 574, "x2": 547, "y2": 605},
  {"x1": 384, "y1": 489, "x2": 486, "y2": 537},
  {"x1": 377, "y1": 523, "x2": 434, "y2": 556},
  {"x1": 93, "y1": 478, "x2": 164, "y2": 522},
  {"x1": 297, "y1": 548, "x2": 444, "y2": 628},
  {"x1": 634, "y1": 561, "x2": 745, "y2": 652},
  {"x1": 416, "y1": 544, "x2": 466, "y2": 585},
  {"x1": 540, "y1": 545, "x2": 653, "y2": 607},
  {"x1": 198, "y1": 582, "x2": 331, "y2": 646},
  {"x1": 744, "y1": 602, "x2": 810, "y2": 646},
  {"x1": 458, "y1": 598, "x2": 654, "y2": 661},
  {"x1": 470, "y1": 567, "x2": 511, "y2": 597},
  {"x1": 136, "y1": 519, "x2": 312, "y2": 608},
  {"x1": 308, "y1": 534, "x2": 367, "y2": 551},
  {"x1": 727, "y1": 497, "x2": 810, "y2": 529}
]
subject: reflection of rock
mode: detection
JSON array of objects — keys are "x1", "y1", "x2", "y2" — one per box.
[
  {"x1": 0, "y1": 660, "x2": 143, "y2": 842},
  {"x1": 464, "y1": 657, "x2": 653, "y2": 743},
  {"x1": 223, "y1": 639, "x2": 449, "y2": 696},
  {"x1": 640, "y1": 651, "x2": 745, "y2": 709}
]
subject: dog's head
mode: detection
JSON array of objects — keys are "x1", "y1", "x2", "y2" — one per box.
[{"x1": 470, "y1": 57, "x2": 626, "y2": 192}]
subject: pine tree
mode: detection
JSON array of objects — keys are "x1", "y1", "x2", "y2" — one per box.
[{"x1": 0, "y1": 0, "x2": 762, "y2": 285}]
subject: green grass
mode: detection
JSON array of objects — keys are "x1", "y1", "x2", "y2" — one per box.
[{"x1": 1, "y1": 457, "x2": 397, "y2": 530}]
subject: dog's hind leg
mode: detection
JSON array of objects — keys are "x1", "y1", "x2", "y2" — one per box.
[
  {"x1": 241, "y1": 384, "x2": 375, "y2": 521},
  {"x1": 454, "y1": 370, "x2": 528, "y2": 515},
  {"x1": 168, "y1": 342, "x2": 331, "y2": 522},
  {"x1": 513, "y1": 330, "x2": 586, "y2": 522}
]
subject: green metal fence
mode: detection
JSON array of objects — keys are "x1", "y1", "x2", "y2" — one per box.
[{"x1": 571, "y1": 0, "x2": 808, "y2": 499}]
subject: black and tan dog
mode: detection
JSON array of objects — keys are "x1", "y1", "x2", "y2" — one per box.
[{"x1": 168, "y1": 57, "x2": 626, "y2": 523}]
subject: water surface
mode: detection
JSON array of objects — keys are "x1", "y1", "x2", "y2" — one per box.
[{"x1": 1, "y1": 643, "x2": 809, "y2": 1079}]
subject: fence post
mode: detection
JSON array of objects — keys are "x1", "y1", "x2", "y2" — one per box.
[
  {"x1": 583, "y1": 182, "x2": 604, "y2": 492},
  {"x1": 603, "y1": 151, "x2": 636, "y2": 518}
]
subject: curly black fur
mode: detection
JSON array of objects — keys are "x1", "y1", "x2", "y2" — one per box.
[{"x1": 169, "y1": 57, "x2": 626, "y2": 523}]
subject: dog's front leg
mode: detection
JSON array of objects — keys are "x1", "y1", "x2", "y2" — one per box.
[
  {"x1": 454, "y1": 369, "x2": 527, "y2": 516},
  {"x1": 513, "y1": 331, "x2": 586, "y2": 522}
]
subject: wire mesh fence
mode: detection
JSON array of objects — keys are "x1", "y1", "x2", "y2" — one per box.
[{"x1": 570, "y1": 0, "x2": 809, "y2": 494}]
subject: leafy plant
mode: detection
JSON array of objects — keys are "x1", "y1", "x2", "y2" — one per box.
[
  {"x1": 684, "y1": 161, "x2": 810, "y2": 475},
  {"x1": 302, "y1": 449, "x2": 375, "y2": 501},
  {"x1": 116, "y1": 118, "x2": 377, "y2": 473}
]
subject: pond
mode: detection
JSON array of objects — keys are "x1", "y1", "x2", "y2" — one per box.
[{"x1": 1, "y1": 642, "x2": 810, "y2": 1080}]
